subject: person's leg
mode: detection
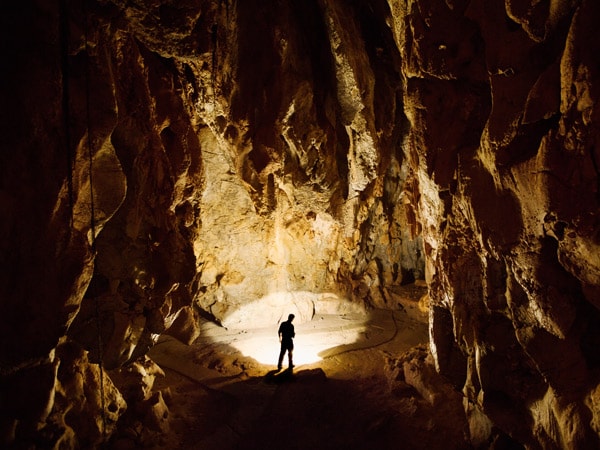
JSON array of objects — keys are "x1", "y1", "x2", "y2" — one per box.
[
  {"x1": 277, "y1": 345, "x2": 285, "y2": 370},
  {"x1": 288, "y1": 346, "x2": 294, "y2": 369}
]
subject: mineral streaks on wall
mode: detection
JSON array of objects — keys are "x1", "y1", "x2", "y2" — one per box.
[{"x1": 394, "y1": 0, "x2": 600, "y2": 447}]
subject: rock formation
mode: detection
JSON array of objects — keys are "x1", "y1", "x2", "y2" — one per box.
[
  {"x1": 0, "y1": 0, "x2": 598, "y2": 448},
  {"x1": 398, "y1": 1, "x2": 600, "y2": 447}
]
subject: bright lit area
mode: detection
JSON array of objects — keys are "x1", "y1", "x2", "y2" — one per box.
[
  {"x1": 149, "y1": 300, "x2": 428, "y2": 382},
  {"x1": 204, "y1": 313, "x2": 369, "y2": 367},
  {"x1": 146, "y1": 293, "x2": 431, "y2": 449}
]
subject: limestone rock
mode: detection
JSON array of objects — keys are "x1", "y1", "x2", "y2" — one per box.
[
  {"x1": 109, "y1": 357, "x2": 171, "y2": 447},
  {"x1": 395, "y1": 0, "x2": 600, "y2": 447},
  {"x1": 163, "y1": 305, "x2": 201, "y2": 344},
  {"x1": 385, "y1": 345, "x2": 472, "y2": 448},
  {"x1": 52, "y1": 342, "x2": 126, "y2": 449}
]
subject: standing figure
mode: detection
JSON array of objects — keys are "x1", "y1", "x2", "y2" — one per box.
[{"x1": 277, "y1": 314, "x2": 295, "y2": 370}]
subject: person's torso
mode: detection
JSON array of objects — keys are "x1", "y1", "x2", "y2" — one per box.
[{"x1": 280, "y1": 322, "x2": 294, "y2": 339}]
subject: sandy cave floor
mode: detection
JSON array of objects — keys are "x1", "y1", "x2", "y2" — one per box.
[{"x1": 142, "y1": 287, "x2": 454, "y2": 450}]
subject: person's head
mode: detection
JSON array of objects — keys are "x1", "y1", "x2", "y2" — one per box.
[{"x1": 288, "y1": 314, "x2": 295, "y2": 322}]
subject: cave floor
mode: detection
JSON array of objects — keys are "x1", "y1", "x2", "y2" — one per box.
[{"x1": 142, "y1": 288, "x2": 457, "y2": 450}]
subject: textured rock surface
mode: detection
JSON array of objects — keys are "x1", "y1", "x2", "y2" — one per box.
[
  {"x1": 0, "y1": 0, "x2": 598, "y2": 448},
  {"x1": 394, "y1": 0, "x2": 600, "y2": 448}
]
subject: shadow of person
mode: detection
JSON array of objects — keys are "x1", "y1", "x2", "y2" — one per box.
[{"x1": 264, "y1": 368, "x2": 295, "y2": 384}]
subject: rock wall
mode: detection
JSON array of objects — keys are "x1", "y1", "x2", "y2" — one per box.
[
  {"x1": 0, "y1": 0, "x2": 418, "y2": 446},
  {"x1": 0, "y1": 0, "x2": 598, "y2": 448},
  {"x1": 395, "y1": 0, "x2": 600, "y2": 448}
]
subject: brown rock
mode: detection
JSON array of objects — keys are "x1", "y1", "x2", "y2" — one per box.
[{"x1": 163, "y1": 305, "x2": 201, "y2": 344}]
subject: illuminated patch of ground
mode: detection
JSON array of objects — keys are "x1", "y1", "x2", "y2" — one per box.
[
  {"x1": 204, "y1": 312, "x2": 371, "y2": 366},
  {"x1": 146, "y1": 295, "x2": 441, "y2": 449}
]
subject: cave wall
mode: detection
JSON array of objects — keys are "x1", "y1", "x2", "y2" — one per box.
[
  {"x1": 92, "y1": 0, "x2": 423, "y2": 332},
  {"x1": 394, "y1": 0, "x2": 600, "y2": 448},
  {"x1": 0, "y1": 0, "x2": 599, "y2": 448},
  {"x1": 1, "y1": 0, "x2": 419, "y2": 446}
]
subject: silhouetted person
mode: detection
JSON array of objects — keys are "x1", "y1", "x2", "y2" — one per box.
[{"x1": 277, "y1": 314, "x2": 295, "y2": 370}]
